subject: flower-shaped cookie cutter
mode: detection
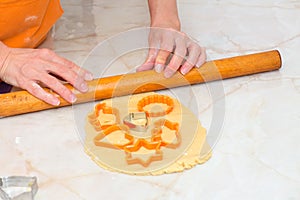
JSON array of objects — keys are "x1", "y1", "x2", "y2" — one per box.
[
  {"x1": 151, "y1": 119, "x2": 181, "y2": 149},
  {"x1": 137, "y1": 94, "x2": 174, "y2": 117},
  {"x1": 88, "y1": 103, "x2": 120, "y2": 131},
  {"x1": 0, "y1": 176, "x2": 38, "y2": 200},
  {"x1": 124, "y1": 139, "x2": 163, "y2": 167},
  {"x1": 94, "y1": 124, "x2": 134, "y2": 150}
]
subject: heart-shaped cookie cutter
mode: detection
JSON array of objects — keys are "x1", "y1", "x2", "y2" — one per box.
[
  {"x1": 93, "y1": 124, "x2": 134, "y2": 150},
  {"x1": 123, "y1": 112, "x2": 148, "y2": 132}
]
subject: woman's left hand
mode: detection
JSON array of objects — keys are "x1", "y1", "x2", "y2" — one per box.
[{"x1": 137, "y1": 26, "x2": 206, "y2": 78}]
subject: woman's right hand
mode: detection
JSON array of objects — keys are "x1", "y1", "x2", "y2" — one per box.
[{"x1": 0, "y1": 42, "x2": 93, "y2": 106}]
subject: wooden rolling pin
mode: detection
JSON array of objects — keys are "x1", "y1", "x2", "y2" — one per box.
[{"x1": 0, "y1": 50, "x2": 281, "y2": 117}]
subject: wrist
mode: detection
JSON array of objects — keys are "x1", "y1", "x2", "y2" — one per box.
[
  {"x1": 0, "y1": 42, "x2": 11, "y2": 82},
  {"x1": 150, "y1": 17, "x2": 181, "y2": 31},
  {"x1": 148, "y1": 0, "x2": 181, "y2": 31}
]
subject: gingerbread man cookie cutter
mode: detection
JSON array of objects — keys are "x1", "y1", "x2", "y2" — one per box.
[{"x1": 151, "y1": 119, "x2": 181, "y2": 149}]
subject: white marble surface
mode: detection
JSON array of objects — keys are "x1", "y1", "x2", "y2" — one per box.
[{"x1": 1, "y1": 0, "x2": 300, "y2": 199}]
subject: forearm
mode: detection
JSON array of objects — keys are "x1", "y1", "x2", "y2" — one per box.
[{"x1": 148, "y1": 0, "x2": 181, "y2": 30}]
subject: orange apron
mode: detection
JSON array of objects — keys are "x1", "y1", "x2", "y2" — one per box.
[{"x1": 0, "y1": 0, "x2": 63, "y2": 48}]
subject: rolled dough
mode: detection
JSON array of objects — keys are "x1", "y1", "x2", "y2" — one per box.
[{"x1": 84, "y1": 92, "x2": 211, "y2": 175}]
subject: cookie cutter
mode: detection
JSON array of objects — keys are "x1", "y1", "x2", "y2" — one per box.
[
  {"x1": 0, "y1": 176, "x2": 38, "y2": 200},
  {"x1": 123, "y1": 112, "x2": 148, "y2": 132},
  {"x1": 151, "y1": 119, "x2": 181, "y2": 149},
  {"x1": 137, "y1": 94, "x2": 174, "y2": 117},
  {"x1": 124, "y1": 139, "x2": 163, "y2": 167},
  {"x1": 88, "y1": 103, "x2": 120, "y2": 131},
  {"x1": 94, "y1": 124, "x2": 134, "y2": 150},
  {"x1": 89, "y1": 95, "x2": 180, "y2": 168}
]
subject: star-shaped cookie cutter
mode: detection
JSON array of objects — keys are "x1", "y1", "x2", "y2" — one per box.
[
  {"x1": 94, "y1": 124, "x2": 134, "y2": 150},
  {"x1": 124, "y1": 139, "x2": 163, "y2": 167},
  {"x1": 137, "y1": 94, "x2": 174, "y2": 117},
  {"x1": 88, "y1": 103, "x2": 120, "y2": 131}
]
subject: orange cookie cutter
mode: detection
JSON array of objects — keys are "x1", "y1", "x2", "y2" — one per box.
[
  {"x1": 94, "y1": 124, "x2": 134, "y2": 150},
  {"x1": 137, "y1": 94, "x2": 174, "y2": 117},
  {"x1": 88, "y1": 103, "x2": 120, "y2": 131},
  {"x1": 151, "y1": 119, "x2": 181, "y2": 149},
  {"x1": 89, "y1": 95, "x2": 180, "y2": 168},
  {"x1": 124, "y1": 139, "x2": 163, "y2": 167}
]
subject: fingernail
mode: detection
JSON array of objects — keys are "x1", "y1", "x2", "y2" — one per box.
[
  {"x1": 84, "y1": 72, "x2": 93, "y2": 81},
  {"x1": 80, "y1": 82, "x2": 89, "y2": 92},
  {"x1": 52, "y1": 98, "x2": 60, "y2": 106},
  {"x1": 164, "y1": 69, "x2": 174, "y2": 78},
  {"x1": 196, "y1": 61, "x2": 205, "y2": 68},
  {"x1": 46, "y1": 93, "x2": 60, "y2": 106},
  {"x1": 70, "y1": 93, "x2": 77, "y2": 103},
  {"x1": 180, "y1": 67, "x2": 189, "y2": 75},
  {"x1": 155, "y1": 64, "x2": 164, "y2": 73}
]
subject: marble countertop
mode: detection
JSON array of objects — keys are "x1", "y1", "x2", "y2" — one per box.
[{"x1": 1, "y1": 0, "x2": 299, "y2": 199}]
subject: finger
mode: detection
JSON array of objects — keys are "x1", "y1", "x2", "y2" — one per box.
[
  {"x1": 43, "y1": 61, "x2": 89, "y2": 93},
  {"x1": 76, "y1": 67, "x2": 93, "y2": 81},
  {"x1": 180, "y1": 43, "x2": 201, "y2": 75},
  {"x1": 37, "y1": 73, "x2": 77, "y2": 104},
  {"x1": 154, "y1": 50, "x2": 170, "y2": 73},
  {"x1": 136, "y1": 48, "x2": 158, "y2": 72},
  {"x1": 195, "y1": 47, "x2": 207, "y2": 68},
  {"x1": 154, "y1": 34, "x2": 174, "y2": 73},
  {"x1": 164, "y1": 39, "x2": 187, "y2": 78},
  {"x1": 137, "y1": 30, "x2": 161, "y2": 72},
  {"x1": 56, "y1": 59, "x2": 93, "y2": 81},
  {"x1": 38, "y1": 49, "x2": 93, "y2": 81},
  {"x1": 24, "y1": 81, "x2": 60, "y2": 106}
]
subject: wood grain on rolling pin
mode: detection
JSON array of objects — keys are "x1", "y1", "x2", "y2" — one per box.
[{"x1": 0, "y1": 50, "x2": 282, "y2": 117}]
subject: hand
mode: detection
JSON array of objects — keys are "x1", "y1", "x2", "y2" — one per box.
[
  {"x1": 137, "y1": 27, "x2": 206, "y2": 78},
  {"x1": 0, "y1": 42, "x2": 93, "y2": 106}
]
